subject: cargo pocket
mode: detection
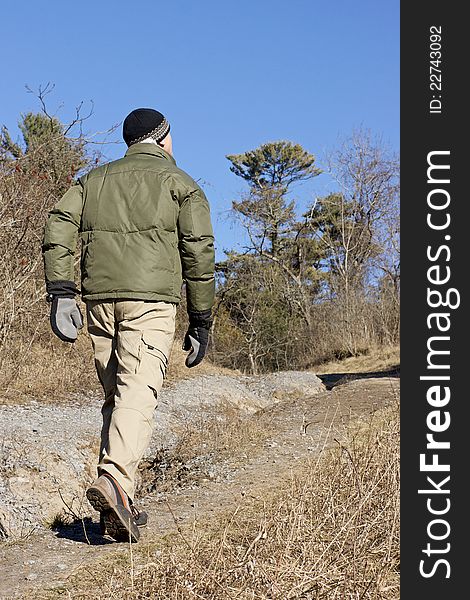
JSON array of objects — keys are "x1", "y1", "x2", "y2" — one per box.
[
  {"x1": 141, "y1": 332, "x2": 169, "y2": 392},
  {"x1": 117, "y1": 330, "x2": 142, "y2": 375}
]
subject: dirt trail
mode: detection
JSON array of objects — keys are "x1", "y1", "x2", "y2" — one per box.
[{"x1": 0, "y1": 373, "x2": 399, "y2": 599}]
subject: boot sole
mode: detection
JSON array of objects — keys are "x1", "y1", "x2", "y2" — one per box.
[
  {"x1": 100, "y1": 513, "x2": 148, "y2": 536},
  {"x1": 86, "y1": 486, "x2": 140, "y2": 543}
]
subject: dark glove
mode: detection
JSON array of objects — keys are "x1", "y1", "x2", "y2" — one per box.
[
  {"x1": 183, "y1": 309, "x2": 212, "y2": 368},
  {"x1": 46, "y1": 280, "x2": 83, "y2": 343}
]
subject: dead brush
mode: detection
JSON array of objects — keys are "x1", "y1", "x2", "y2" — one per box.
[
  {"x1": 58, "y1": 401, "x2": 399, "y2": 600},
  {"x1": 138, "y1": 411, "x2": 271, "y2": 495}
]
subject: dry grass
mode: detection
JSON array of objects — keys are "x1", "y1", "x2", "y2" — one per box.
[
  {"x1": 0, "y1": 326, "x2": 99, "y2": 405},
  {"x1": 314, "y1": 344, "x2": 400, "y2": 376},
  {"x1": 48, "y1": 402, "x2": 399, "y2": 600},
  {"x1": 138, "y1": 410, "x2": 271, "y2": 496}
]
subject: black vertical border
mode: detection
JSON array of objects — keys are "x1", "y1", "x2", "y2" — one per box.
[{"x1": 401, "y1": 2, "x2": 466, "y2": 597}]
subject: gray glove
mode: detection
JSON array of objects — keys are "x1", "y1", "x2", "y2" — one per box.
[
  {"x1": 50, "y1": 297, "x2": 83, "y2": 343},
  {"x1": 46, "y1": 280, "x2": 83, "y2": 343}
]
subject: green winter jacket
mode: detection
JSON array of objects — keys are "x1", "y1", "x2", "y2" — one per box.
[{"x1": 43, "y1": 143, "x2": 215, "y2": 312}]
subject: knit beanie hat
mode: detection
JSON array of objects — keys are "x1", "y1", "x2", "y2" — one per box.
[{"x1": 123, "y1": 108, "x2": 170, "y2": 146}]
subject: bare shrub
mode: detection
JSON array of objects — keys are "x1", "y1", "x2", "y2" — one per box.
[{"x1": 138, "y1": 412, "x2": 271, "y2": 496}]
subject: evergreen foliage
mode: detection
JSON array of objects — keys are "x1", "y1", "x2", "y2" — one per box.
[{"x1": 226, "y1": 141, "x2": 321, "y2": 192}]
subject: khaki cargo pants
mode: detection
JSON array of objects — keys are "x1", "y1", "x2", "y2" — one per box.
[{"x1": 86, "y1": 300, "x2": 176, "y2": 501}]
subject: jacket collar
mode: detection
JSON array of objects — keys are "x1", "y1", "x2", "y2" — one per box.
[{"x1": 125, "y1": 143, "x2": 176, "y2": 165}]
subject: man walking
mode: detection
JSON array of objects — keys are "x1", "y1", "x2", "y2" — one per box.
[{"x1": 42, "y1": 108, "x2": 215, "y2": 542}]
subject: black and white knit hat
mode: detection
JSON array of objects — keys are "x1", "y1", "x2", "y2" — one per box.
[{"x1": 123, "y1": 108, "x2": 170, "y2": 146}]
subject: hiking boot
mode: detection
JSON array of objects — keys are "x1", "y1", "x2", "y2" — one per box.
[
  {"x1": 100, "y1": 504, "x2": 148, "y2": 535},
  {"x1": 87, "y1": 473, "x2": 140, "y2": 543}
]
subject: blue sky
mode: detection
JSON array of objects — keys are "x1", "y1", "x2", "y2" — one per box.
[{"x1": 2, "y1": 0, "x2": 399, "y2": 260}]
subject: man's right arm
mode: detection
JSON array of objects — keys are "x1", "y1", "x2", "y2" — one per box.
[
  {"x1": 177, "y1": 184, "x2": 215, "y2": 314},
  {"x1": 177, "y1": 181, "x2": 215, "y2": 367}
]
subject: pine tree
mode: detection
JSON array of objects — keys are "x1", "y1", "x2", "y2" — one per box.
[
  {"x1": 1, "y1": 112, "x2": 87, "y2": 194},
  {"x1": 216, "y1": 141, "x2": 324, "y2": 372},
  {"x1": 226, "y1": 141, "x2": 321, "y2": 192}
]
